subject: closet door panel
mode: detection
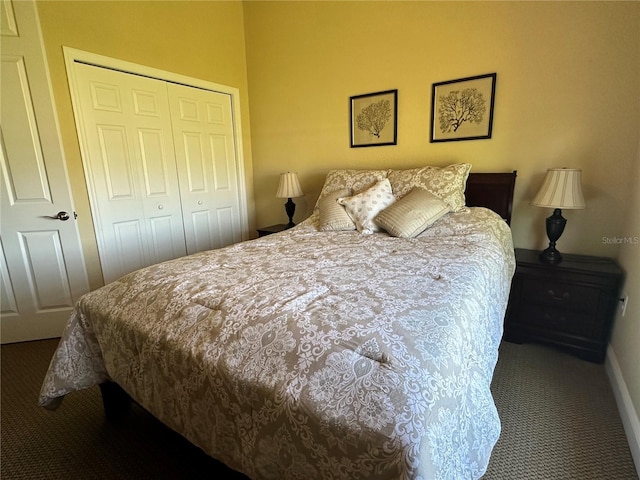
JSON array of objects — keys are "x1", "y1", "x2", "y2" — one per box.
[
  {"x1": 210, "y1": 134, "x2": 231, "y2": 190},
  {"x1": 112, "y1": 219, "x2": 146, "y2": 275},
  {"x1": 137, "y1": 126, "x2": 185, "y2": 265},
  {"x1": 190, "y1": 210, "x2": 213, "y2": 253},
  {"x1": 73, "y1": 63, "x2": 186, "y2": 283},
  {"x1": 139, "y1": 128, "x2": 172, "y2": 196},
  {"x1": 180, "y1": 132, "x2": 207, "y2": 193},
  {"x1": 168, "y1": 83, "x2": 242, "y2": 254},
  {"x1": 97, "y1": 125, "x2": 136, "y2": 200},
  {"x1": 215, "y1": 206, "x2": 236, "y2": 248}
]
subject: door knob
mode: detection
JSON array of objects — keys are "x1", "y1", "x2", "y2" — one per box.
[{"x1": 53, "y1": 211, "x2": 70, "y2": 221}]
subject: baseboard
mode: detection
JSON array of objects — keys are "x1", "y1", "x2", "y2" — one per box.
[{"x1": 606, "y1": 345, "x2": 640, "y2": 477}]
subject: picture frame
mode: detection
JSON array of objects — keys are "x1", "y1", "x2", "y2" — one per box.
[
  {"x1": 430, "y1": 73, "x2": 496, "y2": 143},
  {"x1": 350, "y1": 89, "x2": 397, "y2": 148}
]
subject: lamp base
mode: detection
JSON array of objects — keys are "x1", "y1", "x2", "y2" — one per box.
[
  {"x1": 539, "y1": 246, "x2": 562, "y2": 264},
  {"x1": 284, "y1": 198, "x2": 296, "y2": 227},
  {"x1": 540, "y1": 208, "x2": 566, "y2": 265}
]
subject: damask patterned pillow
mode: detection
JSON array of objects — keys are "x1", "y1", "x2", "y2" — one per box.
[
  {"x1": 337, "y1": 178, "x2": 396, "y2": 234},
  {"x1": 315, "y1": 169, "x2": 389, "y2": 211},
  {"x1": 387, "y1": 163, "x2": 471, "y2": 212},
  {"x1": 318, "y1": 188, "x2": 355, "y2": 231},
  {"x1": 375, "y1": 187, "x2": 451, "y2": 238}
]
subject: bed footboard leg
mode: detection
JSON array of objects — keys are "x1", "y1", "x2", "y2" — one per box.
[{"x1": 99, "y1": 381, "x2": 132, "y2": 421}]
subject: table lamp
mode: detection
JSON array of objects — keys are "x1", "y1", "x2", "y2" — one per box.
[
  {"x1": 531, "y1": 168, "x2": 586, "y2": 264},
  {"x1": 276, "y1": 172, "x2": 304, "y2": 227}
]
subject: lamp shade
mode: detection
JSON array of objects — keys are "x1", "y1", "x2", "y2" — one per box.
[
  {"x1": 531, "y1": 168, "x2": 586, "y2": 209},
  {"x1": 276, "y1": 172, "x2": 303, "y2": 199}
]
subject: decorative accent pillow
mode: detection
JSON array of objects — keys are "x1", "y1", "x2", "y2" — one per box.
[
  {"x1": 387, "y1": 163, "x2": 471, "y2": 212},
  {"x1": 337, "y1": 178, "x2": 396, "y2": 234},
  {"x1": 315, "y1": 169, "x2": 389, "y2": 211},
  {"x1": 318, "y1": 188, "x2": 355, "y2": 231},
  {"x1": 375, "y1": 187, "x2": 451, "y2": 238}
]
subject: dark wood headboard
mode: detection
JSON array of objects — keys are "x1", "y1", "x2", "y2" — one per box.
[{"x1": 465, "y1": 171, "x2": 517, "y2": 225}]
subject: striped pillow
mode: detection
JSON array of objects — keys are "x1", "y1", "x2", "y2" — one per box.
[
  {"x1": 318, "y1": 188, "x2": 355, "y2": 231},
  {"x1": 375, "y1": 187, "x2": 450, "y2": 238}
]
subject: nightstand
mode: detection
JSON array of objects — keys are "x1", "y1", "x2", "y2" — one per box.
[
  {"x1": 504, "y1": 248, "x2": 624, "y2": 363},
  {"x1": 257, "y1": 223, "x2": 290, "y2": 237}
]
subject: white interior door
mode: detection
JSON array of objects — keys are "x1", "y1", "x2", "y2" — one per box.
[
  {"x1": 168, "y1": 83, "x2": 243, "y2": 253},
  {"x1": 0, "y1": 0, "x2": 89, "y2": 343},
  {"x1": 72, "y1": 62, "x2": 187, "y2": 284}
]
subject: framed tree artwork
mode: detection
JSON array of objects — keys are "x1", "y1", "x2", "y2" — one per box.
[
  {"x1": 350, "y1": 89, "x2": 397, "y2": 148},
  {"x1": 430, "y1": 73, "x2": 496, "y2": 143}
]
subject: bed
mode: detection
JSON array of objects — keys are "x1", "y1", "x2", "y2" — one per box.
[{"x1": 40, "y1": 164, "x2": 517, "y2": 480}]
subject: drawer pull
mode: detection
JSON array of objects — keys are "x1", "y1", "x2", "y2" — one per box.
[
  {"x1": 544, "y1": 312, "x2": 567, "y2": 323},
  {"x1": 547, "y1": 289, "x2": 570, "y2": 301}
]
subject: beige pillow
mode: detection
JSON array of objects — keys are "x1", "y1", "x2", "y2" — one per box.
[
  {"x1": 315, "y1": 169, "x2": 389, "y2": 210},
  {"x1": 338, "y1": 178, "x2": 396, "y2": 234},
  {"x1": 375, "y1": 187, "x2": 451, "y2": 238},
  {"x1": 318, "y1": 188, "x2": 355, "y2": 231},
  {"x1": 387, "y1": 163, "x2": 471, "y2": 212}
]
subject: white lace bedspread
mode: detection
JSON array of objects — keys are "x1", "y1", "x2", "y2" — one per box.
[{"x1": 40, "y1": 207, "x2": 515, "y2": 480}]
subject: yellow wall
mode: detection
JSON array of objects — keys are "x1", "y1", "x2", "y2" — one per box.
[
  {"x1": 610, "y1": 144, "x2": 640, "y2": 453},
  {"x1": 244, "y1": 1, "x2": 639, "y2": 260},
  {"x1": 36, "y1": 0, "x2": 254, "y2": 289}
]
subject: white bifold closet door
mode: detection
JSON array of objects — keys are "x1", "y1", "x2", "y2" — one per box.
[
  {"x1": 167, "y1": 82, "x2": 242, "y2": 255},
  {"x1": 73, "y1": 62, "x2": 242, "y2": 284}
]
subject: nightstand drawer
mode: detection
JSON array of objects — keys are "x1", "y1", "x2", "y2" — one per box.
[
  {"x1": 521, "y1": 278, "x2": 600, "y2": 312},
  {"x1": 518, "y1": 303, "x2": 596, "y2": 338}
]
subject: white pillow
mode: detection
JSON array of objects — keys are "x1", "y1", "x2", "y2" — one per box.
[
  {"x1": 318, "y1": 188, "x2": 355, "y2": 231},
  {"x1": 315, "y1": 169, "x2": 389, "y2": 211},
  {"x1": 375, "y1": 187, "x2": 451, "y2": 238},
  {"x1": 338, "y1": 178, "x2": 396, "y2": 234}
]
